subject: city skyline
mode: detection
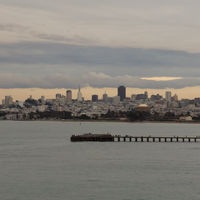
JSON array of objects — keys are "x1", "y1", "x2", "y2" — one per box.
[
  {"x1": 2, "y1": 85, "x2": 200, "y2": 103},
  {"x1": 1, "y1": 86, "x2": 178, "y2": 105},
  {"x1": 2, "y1": 84, "x2": 200, "y2": 122}
]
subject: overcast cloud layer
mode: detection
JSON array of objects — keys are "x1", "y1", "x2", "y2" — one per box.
[{"x1": 0, "y1": 0, "x2": 200, "y2": 89}]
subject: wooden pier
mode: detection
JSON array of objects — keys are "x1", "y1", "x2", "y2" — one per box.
[{"x1": 71, "y1": 134, "x2": 200, "y2": 143}]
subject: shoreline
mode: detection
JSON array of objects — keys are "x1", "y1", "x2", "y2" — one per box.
[{"x1": 1, "y1": 119, "x2": 200, "y2": 124}]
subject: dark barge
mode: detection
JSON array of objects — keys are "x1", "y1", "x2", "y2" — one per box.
[
  {"x1": 71, "y1": 133, "x2": 114, "y2": 142},
  {"x1": 71, "y1": 133, "x2": 200, "y2": 143}
]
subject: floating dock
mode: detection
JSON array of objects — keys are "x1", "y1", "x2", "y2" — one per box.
[{"x1": 71, "y1": 133, "x2": 200, "y2": 143}]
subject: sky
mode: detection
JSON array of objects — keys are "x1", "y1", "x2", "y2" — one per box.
[{"x1": 0, "y1": 0, "x2": 200, "y2": 100}]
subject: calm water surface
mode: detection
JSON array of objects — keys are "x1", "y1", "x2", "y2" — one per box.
[{"x1": 0, "y1": 121, "x2": 200, "y2": 200}]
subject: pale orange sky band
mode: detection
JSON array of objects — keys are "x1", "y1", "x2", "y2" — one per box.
[{"x1": 1, "y1": 86, "x2": 200, "y2": 102}]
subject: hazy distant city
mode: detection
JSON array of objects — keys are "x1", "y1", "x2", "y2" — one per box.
[{"x1": 1, "y1": 85, "x2": 200, "y2": 122}]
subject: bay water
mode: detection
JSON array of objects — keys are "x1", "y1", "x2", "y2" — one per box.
[{"x1": 0, "y1": 121, "x2": 200, "y2": 200}]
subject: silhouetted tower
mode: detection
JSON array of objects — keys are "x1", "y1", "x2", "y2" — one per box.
[
  {"x1": 103, "y1": 92, "x2": 108, "y2": 102},
  {"x1": 77, "y1": 86, "x2": 83, "y2": 102},
  {"x1": 66, "y1": 90, "x2": 72, "y2": 102},
  {"x1": 118, "y1": 86, "x2": 126, "y2": 101},
  {"x1": 92, "y1": 95, "x2": 98, "y2": 102}
]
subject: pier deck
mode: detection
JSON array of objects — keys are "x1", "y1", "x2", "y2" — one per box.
[{"x1": 71, "y1": 134, "x2": 200, "y2": 143}]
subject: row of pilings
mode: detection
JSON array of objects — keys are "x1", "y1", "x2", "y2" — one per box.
[{"x1": 114, "y1": 136, "x2": 199, "y2": 142}]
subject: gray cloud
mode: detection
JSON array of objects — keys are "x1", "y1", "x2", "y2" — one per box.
[
  {"x1": 0, "y1": 72, "x2": 199, "y2": 89},
  {"x1": 0, "y1": 42, "x2": 197, "y2": 67},
  {"x1": 0, "y1": 41, "x2": 200, "y2": 89},
  {"x1": 0, "y1": 23, "x2": 29, "y2": 32},
  {"x1": 0, "y1": 22, "x2": 95, "y2": 46},
  {"x1": 0, "y1": 41, "x2": 200, "y2": 71},
  {"x1": 30, "y1": 32, "x2": 95, "y2": 45},
  {"x1": 2, "y1": 0, "x2": 200, "y2": 53},
  {"x1": 82, "y1": 72, "x2": 200, "y2": 89}
]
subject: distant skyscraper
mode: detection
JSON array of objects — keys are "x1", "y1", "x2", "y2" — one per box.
[
  {"x1": 144, "y1": 91, "x2": 148, "y2": 99},
  {"x1": 77, "y1": 86, "x2": 83, "y2": 102},
  {"x1": 66, "y1": 90, "x2": 72, "y2": 102},
  {"x1": 103, "y1": 92, "x2": 108, "y2": 102},
  {"x1": 118, "y1": 86, "x2": 126, "y2": 101},
  {"x1": 56, "y1": 93, "x2": 62, "y2": 99},
  {"x1": 165, "y1": 91, "x2": 172, "y2": 102},
  {"x1": 4, "y1": 96, "x2": 13, "y2": 106},
  {"x1": 92, "y1": 95, "x2": 98, "y2": 102},
  {"x1": 173, "y1": 94, "x2": 178, "y2": 101}
]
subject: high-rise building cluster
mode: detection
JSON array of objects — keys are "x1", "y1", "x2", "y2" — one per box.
[{"x1": 0, "y1": 85, "x2": 179, "y2": 105}]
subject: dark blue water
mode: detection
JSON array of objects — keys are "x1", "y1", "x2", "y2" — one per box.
[{"x1": 0, "y1": 121, "x2": 200, "y2": 200}]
